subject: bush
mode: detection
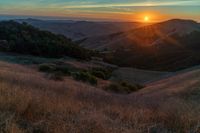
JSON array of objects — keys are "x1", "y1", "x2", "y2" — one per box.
[
  {"x1": 105, "y1": 83, "x2": 123, "y2": 93},
  {"x1": 120, "y1": 81, "x2": 144, "y2": 92},
  {"x1": 90, "y1": 67, "x2": 113, "y2": 80},
  {"x1": 55, "y1": 65, "x2": 71, "y2": 75},
  {"x1": 72, "y1": 71, "x2": 97, "y2": 85},
  {"x1": 39, "y1": 63, "x2": 71, "y2": 75},
  {"x1": 39, "y1": 63, "x2": 56, "y2": 72},
  {"x1": 48, "y1": 72, "x2": 64, "y2": 81},
  {"x1": 91, "y1": 70, "x2": 106, "y2": 80},
  {"x1": 105, "y1": 81, "x2": 144, "y2": 94},
  {"x1": 39, "y1": 63, "x2": 99, "y2": 85}
]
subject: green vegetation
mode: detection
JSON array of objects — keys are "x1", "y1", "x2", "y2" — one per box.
[
  {"x1": 48, "y1": 72, "x2": 64, "y2": 81},
  {"x1": 39, "y1": 63, "x2": 98, "y2": 85},
  {"x1": 89, "y1": 67, "x2": 113, "y2": 80},
  {"x1": 39, "y1": 63, "x2": 57, "y2": 72},
  {"x1": 39, "y1": 63, "x2": 71, "y2": 81},
  {"x1": 0, "y1": 21, "x2": 95, "y2": 60},
  {"x1": 72, "y1": 71, "x2": 97, "y2": 85},
  {"x1": 105, "y1": 81, "x2": 144, "y2": 94},
  {"x1": 39, "y1": 63, "x2": 70, "y2": 75},
  {"x1": 1, "y1": 56, "x2": 200, "y2": 133}
]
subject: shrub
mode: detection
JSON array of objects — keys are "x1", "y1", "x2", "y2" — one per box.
[
  {"x1": 72, "y1": 71, "x2": 97, "y2": 85},
  {"x1": 39, "y1": 63, "x2": 71, "y2": 75},
  {"x1": 105, "y1": 83, "x2": 123, "y2": 93},
  {"x1": 55, "y1": 65, "x2": 71, "y2": 75},
  {"x1": 105, "y1": 81, "x2": 144, "y2": 94},
  {"x1": 120, "y1": 81, "x2": 144, "y2": 92},
  {"x1": 39, "y1": 63, "x2": 56, "y2": 72},
  {"x1": 91, "y1": 70, "x2": 106, "y2": 79},
  {"x1": 48, "y1": 72, "x2": 64, "y2": 81},
  {"x1": 90, "y1": 67, "x2": 113, "y2": 80}
]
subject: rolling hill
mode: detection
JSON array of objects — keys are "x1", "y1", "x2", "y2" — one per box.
[
  {"x1": 16, "y1": 18, "x2": 146, "y2": 40},
  {"x1": 80, "y1": 19, "x2": 200, "y2": 71},
  {"x1": 0, "y1": 53, "x2": 200, "y2": 132},
  {"x1": 81, "y1": 19, "x2": 200, "y2": 50},
  {"x1": 1, "y1": 19, "x2": 200, "y2": 71},
  {"x1": 135, "y1": 64, "x2": 200, "y2": 105},
  {"x1": 0, "y1": 18, "x2": 200, "y2": 132},
  {"x1": 0, "y1": 21, "x2": 93, "y2": 59}
]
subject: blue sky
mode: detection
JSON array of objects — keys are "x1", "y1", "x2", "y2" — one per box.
[{"x1": 0, "y1": 0, "x2": 200, "y2": 21}]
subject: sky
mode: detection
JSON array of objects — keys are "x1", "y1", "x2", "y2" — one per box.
[{"x1": 0, "y1": 0, "x2": 200, "y2": 22}]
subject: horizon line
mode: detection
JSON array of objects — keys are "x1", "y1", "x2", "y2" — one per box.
[{"x1": 0, "y1": 14, "x2": 199, "y2": 23}]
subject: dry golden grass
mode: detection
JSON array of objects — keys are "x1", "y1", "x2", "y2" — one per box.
[{"x1": 0, "y1": 61, "x2": 200, "y2": 133}]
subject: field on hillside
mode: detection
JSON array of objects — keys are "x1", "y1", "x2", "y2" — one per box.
[
  {"x1": 111, "y1": 67, "x2": 171, "y2": 84},
  {"x1": 0, "y1": 58, "x2": 200, "y2": 133}
]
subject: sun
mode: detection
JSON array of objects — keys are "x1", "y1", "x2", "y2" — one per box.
[{"x1": 144, "y1": 16, "x2": 149, "y2": 22}]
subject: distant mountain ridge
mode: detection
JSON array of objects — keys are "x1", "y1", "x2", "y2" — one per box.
[
  {"x1": 78, "y1": 19, "x2": 200, "y2": 71},
  {"x1": 16, "y1": 18, "x2": 146, "y2": 40},
  {"x1": 81, "y1": 19, "x2": 200, "y2": 50}
]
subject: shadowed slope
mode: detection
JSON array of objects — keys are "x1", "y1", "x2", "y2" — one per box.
[
  {"x1": 0, "y1": 60, "x2": 200, "y2": 132},
  {"x1": 81, "y1": 19, "x2": 200, "y2": 50}
]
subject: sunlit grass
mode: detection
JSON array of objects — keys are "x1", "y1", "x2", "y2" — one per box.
[{"x1": 0, "y1": 61, "x2": 199, "y2": 132}]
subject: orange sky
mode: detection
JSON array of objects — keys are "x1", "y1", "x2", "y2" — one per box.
[{"x1": 0, "y1": 0, "x2": 200, "y2": 22}]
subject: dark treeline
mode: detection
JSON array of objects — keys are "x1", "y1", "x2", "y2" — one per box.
[{"x1": 0, "y1": 21, "x2": 95, "y2": 59}]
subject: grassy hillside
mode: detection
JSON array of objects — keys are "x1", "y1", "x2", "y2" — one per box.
[
  {"x1": 0, "y1": 21, "x2": 94, "y2": 59},
  {"x1": 81, "y1": 19, "x2": 200, "y2": 50},
  {"x1": 103, "y1": 31, "x2": 200, "y2": 71},
  {"x1": 111, "y1": 67, "x2": 171, "y2": 84},
  {"x1": 0, "y1": 58, "x2": 200, "y2": 132},
  {"x1": 81, "y1": 19, "x2": 200, "y2": 71},
  {"x1": 0, "y1": 19, "x2": 200, "y2": 132}
]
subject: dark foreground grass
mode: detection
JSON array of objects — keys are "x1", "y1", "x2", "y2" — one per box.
[{"x1": 0, "y1": 61, "x2": 200, "y2": 133}]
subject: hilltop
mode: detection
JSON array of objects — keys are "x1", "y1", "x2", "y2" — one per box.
[
  {"x1": 0, "y1": 21, "x2": 93, "y2": 59},
  {"x1": 80, "y1": 19, "x2": 200, "y2": 71},
  {"x1": 81, "y1": 19, "x2": 200, "y2": 50}
]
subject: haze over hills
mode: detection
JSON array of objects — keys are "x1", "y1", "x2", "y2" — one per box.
[
  {"x1": 81, "y1": 19, "x2": 200, "y2": 50},
  {"x1": 1, "y1": 18, "x2": 199, "y2": 71},
  {"x1": 16, "y1": 18, "x2": 146, "y2": 40},
  {"x1": 78, "y1": 19, "x2": 200, "y2": 71}
]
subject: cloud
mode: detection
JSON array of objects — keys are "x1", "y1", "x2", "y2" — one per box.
[{"x1": 60, "y1": 0, "x2": 200, "y2": 9}]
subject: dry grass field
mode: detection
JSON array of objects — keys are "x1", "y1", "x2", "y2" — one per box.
[
  {"x1": 111, "y1": 67, "x2": 171, "y2": 84},
  {"x1": 0, "y1": 60, "x2": 200, "y2": 133}
]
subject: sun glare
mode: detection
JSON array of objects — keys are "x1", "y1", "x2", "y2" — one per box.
[{"x1": 144, "y1": 16, "x2": 149, "y2": 22}]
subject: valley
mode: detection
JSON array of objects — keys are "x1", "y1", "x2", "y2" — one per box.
[
  {"x1": 0, "y1": 18, "x2": 200, "y2": 132},
  {"x1": 1, "y1": 0, "x2": 200, "y2": 132},
  {"x1": 15, "y1": 18, "x2": 200, "y2": 71},
  {"x1": 0, "y1": 51, "x2": 200, "y2": 132}
]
